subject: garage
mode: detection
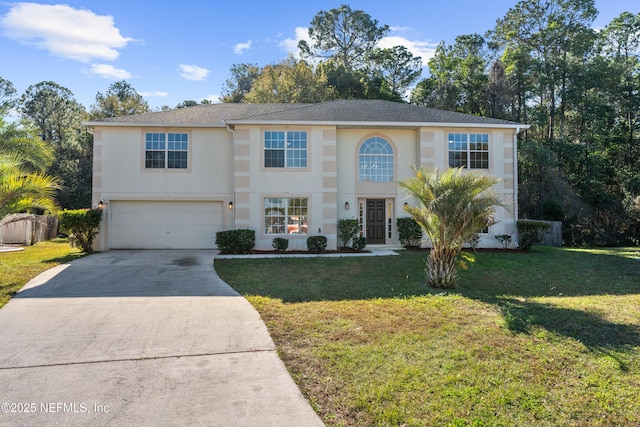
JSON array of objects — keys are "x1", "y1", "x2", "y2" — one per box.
[{"x1": 109, "y1": 201, "x2": 224, "y2": 249}]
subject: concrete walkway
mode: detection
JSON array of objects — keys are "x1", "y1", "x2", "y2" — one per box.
[{"x1": 0, "y1": 250, "x2": 324, "y2": 426}]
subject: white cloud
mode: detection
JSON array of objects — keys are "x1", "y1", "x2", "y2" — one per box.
[
  {"x1": 87, "y1": 64, "x2": 131, "y2": 79},
  {"x1": 389, "y1": 26, "x2": 413, "y2": 33},
  {"x1": 378, "y1": 36, "x2": 438, "y2": 62},
  {"x1": 139, "y1": 91, "x2": 169, "y2": 98},
  {"x1": 234, "y1": 40, "x2": 252, "y2": 54},
  {"x1": 279, "y1": 27, "x2": 309, "y2": 57},
  {"x1": 179, "y1": 64, "x2": 210, "y2": 81},
  {"x1": 202, "y1": 94, "x2": 221, "y2": 104},
  {"x1": 0, "y1": 2, "x2": 134, "y2": 62}
]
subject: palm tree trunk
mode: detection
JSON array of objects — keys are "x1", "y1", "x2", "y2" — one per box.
[{"x1": 426, "y1": 246, "x2": 460, "y2": 288}]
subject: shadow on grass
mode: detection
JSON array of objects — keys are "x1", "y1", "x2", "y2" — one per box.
[
  {"x1": 486, "y1": 296, "x2": 639, "y2": 366},
  {"x1": 458, "y1": 247, "x2": 640, "y2": 298},
  {"x1": 217, "y1": 247, "x2": 640, "y2": 356},
  {"x1": 455, "y1": 247, "x2": 640, "y2": 359},
  {"x1": 0, "y1": 283, "x2": 19, "y2": 296},
  {"x1": 41, "y1": 252, "x2": 87, "y2": 265}
]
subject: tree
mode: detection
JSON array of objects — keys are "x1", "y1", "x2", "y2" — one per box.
[
  {"x1": 221, "y1": 63, "x2": 261, "y2": 103},
  {"x1": 0, "y1": 116, "x2": 59, "y2": 217},
  {"x1": 599, "y1": 12, "x2": 640, "y2": 159},
  {"x1": 451, "y1": 34, "x2": 490, "y2": 115},
  {"x1": 55, "y1": 130, "x2": 93, "y2": 209},
  {"x1": 299, "y1": 4, "x2": 389, "y2": 72},
  {"x1": 0, "y1": 77, "x2": 17, "y2": 113},
  {"x1": 0, "y1": 118, "x2": 54, "y2": 172},
  {"x1": 411, "y1": 42, "x2": 459, "y2": 110},
  {"x1": 400, "y1": 167, "x2": 503, "y2": 288},
  {"x1": 411, "y1": 34, "x2": 489, "y2": 114},
  {"x1": 485, "y1": 59, "x2": 513, "y2": 119},
  {"x1": 19, "y1": 81, "x2": 91, "y2": 209},
  {"x1": 90, "y1": 81, "x2": 149, "y2": 119},
  {"x1": 175, "y1": 100, "x2": 199, "y2": 109},
  {"x1": 0, "y1": 156, "x2": 60, "y2": 217},
  {"x1": 493, "y1": 0, "x2": 598, "y2": 141},
  {"x1": 20, "y1": 81, "x2": 85, "y2": 147},
  {"x1": 244, "y1": 56, "x2": 335, "y2": 103},
  {"x1": 368, "y1": 46, "x2": 422, "y2": 100},
  {"x1": 410, "y1": 77, "x2": 447, "y2": 108},
  {"x1": 316, "y1": 60, "x2": 367, "y2": 99}
]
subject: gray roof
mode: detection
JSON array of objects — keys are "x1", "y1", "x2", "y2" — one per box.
[{"x1": 84, "y1": 100, "x2": 527, "y2": 129}]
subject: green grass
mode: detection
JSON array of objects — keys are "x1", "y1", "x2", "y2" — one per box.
[
  {"x1": 0, "y1": 239, "x2": 84, "y2": 308},
  {"x1": 216, "y1": 247, "x2": 640, "y2": 426}
]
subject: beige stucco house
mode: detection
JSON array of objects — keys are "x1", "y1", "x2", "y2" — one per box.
[{"x1": 84, "y1": 100, "x2": 528, "y2": 251}]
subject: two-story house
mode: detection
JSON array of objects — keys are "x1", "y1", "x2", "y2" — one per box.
[{"x1": 84, "y1": 100, "x2": 528, "y2": 251}]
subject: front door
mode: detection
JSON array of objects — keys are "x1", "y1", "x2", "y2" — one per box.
[{"x1": 366, "y1": 199, "x2": 386, "y2": 244}]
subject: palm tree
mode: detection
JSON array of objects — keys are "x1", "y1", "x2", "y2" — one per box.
[
  {"x1": 0, "y1": 119, "x2": 54, "y2": 171},
  {"x1": 0, "y1": 156, "x2": 60, "y2": 218},
  {"x1": 399, "y1": 167, "x2": 504, "y2": 288},
  {"x1": 0, "y1": 118, "x2": 59, "y2": 218}
]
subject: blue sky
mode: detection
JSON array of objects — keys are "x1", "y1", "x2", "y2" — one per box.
[{"x1": 0, "y1": 1, "x2": 636, "y2": 111}]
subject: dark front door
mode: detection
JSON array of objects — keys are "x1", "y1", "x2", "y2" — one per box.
[{"x1": 366, "y1": 199, "x2": 386, "y2": 244}]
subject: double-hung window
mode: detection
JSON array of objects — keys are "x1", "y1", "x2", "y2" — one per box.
[
  {"x1": 448, "y1": 133, "x2": 489, "y2": 169},
  {"x1": 145, "y1": 132, "x2": 188, "y2": 169},
  {"x1": 264, "y1": 131, "x2": 307, "y2": 168},
  {"x1": 264, "y1": 198, "x2": 308, "y2": 235}
]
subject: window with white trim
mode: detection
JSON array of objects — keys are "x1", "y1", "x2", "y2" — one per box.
[
  {"x1": 264, "y1": 131, "x2": 307, "y2": 168},
  {"x1": 145, "y1": 132, "x2": 188, "y2": 169},
  {"x1": 448, "y1": 133, "x2": 489, "y2": 169},
  {"x1": 358, "y1": 137, "x2": 394, "y2": 182},
  {"x1": 264, "y1": 198, "x2": 308, "y2": 235}
]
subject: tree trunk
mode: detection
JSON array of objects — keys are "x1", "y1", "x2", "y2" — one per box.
[{"x1": 426, "y1": 246, "x2": 460, "y2": 289}]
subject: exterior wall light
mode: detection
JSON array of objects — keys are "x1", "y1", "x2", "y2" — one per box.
[
  {"x1": 345, "y1": 202, "x2": 350, "y2": 210},
  {"x1": 228, "y1": 202, "x2": 234, "y2": 210},
  {"x1": 98, "y1": 200, "x2": 107, "y2": 209}
]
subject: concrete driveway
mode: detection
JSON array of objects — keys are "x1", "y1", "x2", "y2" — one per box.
[{"x1": 0, "y1": 250, "x2": 324, "y2": 426}]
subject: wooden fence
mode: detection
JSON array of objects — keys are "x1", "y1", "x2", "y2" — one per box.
[{"x1": 0, "y1": 214, "x2": 59, "y2": 245}]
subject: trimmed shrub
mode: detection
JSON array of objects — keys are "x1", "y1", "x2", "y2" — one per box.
[
  {"x1": 495, "y1": 234, "x2": 512, "y2": 249},
  {"x1": 272, "y1": 237, "x2": 289, "y2": 253},
  {"x1": 397, "y1": 217, "x2": 422, "y2": 247},
  {"x1": 337, "y1": 219, "x2": 360, "y2": 248},
  {"x1": 352, "y1": 236, "x2": 367, "y2": 251},
  {"x1": 307, "y1": 235, "x2": 327, "y2": 253},
  {"x1": 517, "y1": 220, "x2": 551, "y2": 250},
  {"x1": 58, "y1": 208, "x2": 102, "y2": 253},
  {"x1": 215, "y1": 229, "x2": 255, "y2": 254}
]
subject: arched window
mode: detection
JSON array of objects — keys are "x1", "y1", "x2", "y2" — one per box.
[{"x1": 358, "y1": 137, "x2": 394, "y2": 182}]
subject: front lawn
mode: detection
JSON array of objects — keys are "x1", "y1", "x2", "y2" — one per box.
[
  {"x1": 0, "y1": 239, "x2": 83, "y2": 308},
  {"x1": 216, "y1": 247, "x2": 640, "y2": 426}
]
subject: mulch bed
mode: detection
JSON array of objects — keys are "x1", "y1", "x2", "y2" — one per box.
[
  {"x1": 250, "y1": 248, "x2": 371, "y2": 255},
  {"x1": 225, "y1": 247, "x2": 530, "y2": 255}
]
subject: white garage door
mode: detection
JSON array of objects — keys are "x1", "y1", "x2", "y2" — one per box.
[{"x1": 110, "y1": 201, "x2": 224, "y2": 249}]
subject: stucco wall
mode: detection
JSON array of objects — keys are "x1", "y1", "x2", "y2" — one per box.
[
  {"x1": 92, "y1": 126, "x2": 234, "y2": 250},
  {"x1": 233, "y1": 125, "x2": 337, "y2": 250},
  {"x1": 93, "y1": 123, "x2": 521, "y2": 251}
]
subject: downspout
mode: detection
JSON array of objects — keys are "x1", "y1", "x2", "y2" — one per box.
[
  {"x1": 513, "y1": 127, "x2": 520, "y2": 248},
  {"x1": 226, "y1": 123, "x2": 236, "y2": 229}
]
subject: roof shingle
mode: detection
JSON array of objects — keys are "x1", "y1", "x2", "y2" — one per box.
[{"x1": 84, "y1": 100, "x2": 527, "y2": 128}]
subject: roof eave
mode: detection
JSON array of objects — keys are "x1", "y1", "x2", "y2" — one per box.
[
  {"x1": 82, "y1": 121, "x2": 227, "y2": 128},
  {"x1": 225, "y1": 120, "x2": 530, "y2": 129}
]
